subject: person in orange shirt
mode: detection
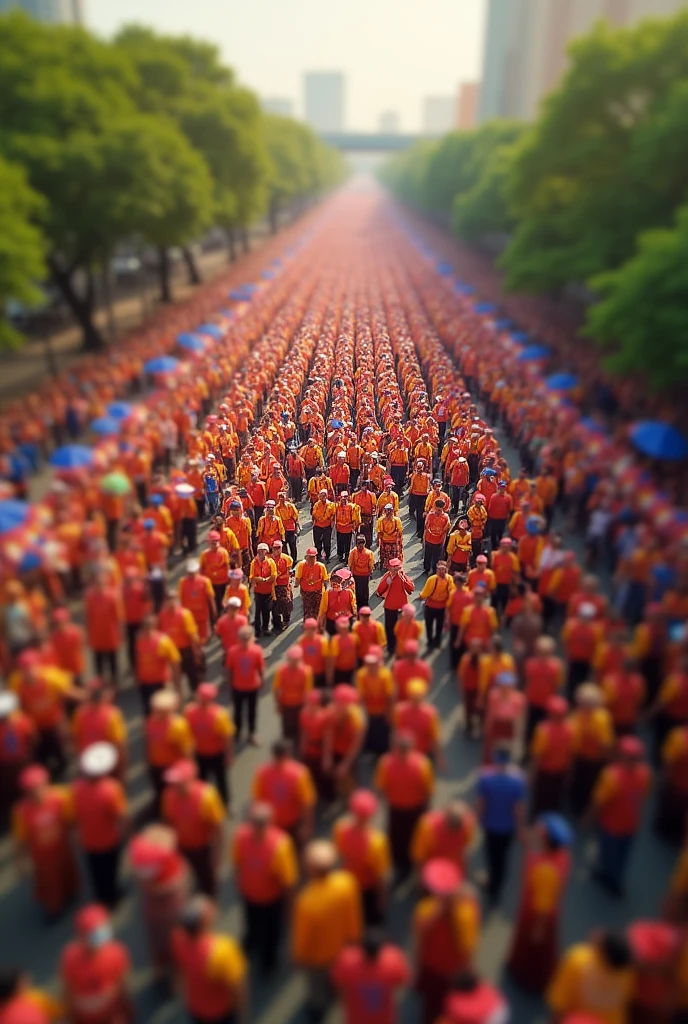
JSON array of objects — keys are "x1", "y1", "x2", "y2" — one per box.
[
  {"x1": 411, "y1": 800, "x2": 477, "y2": 875},
  {"x1": 352, "y1": 605, "x2": 386, "y2": 662},
  {"x1": 326, "y1": 615, "x2": 360, "y2": 686},
  {"x1": 355, "y1": 646, "x2": 394, "y2": 755},
  {"x1": 423, "y1": 500, "x2": 451, "y2": 575},
  {"x1": 226, "y1": 624, "x2": 265, "y2": 744},
  {"x1": 467, "y1": 555, "x2": 496, "y2": 594},
  {"x1": 506, "y1": 813, "x2": 572, "y2": 995},
  {"x1": 482, "y1": 673, "x2": 526, "y2": 764},
  {"x1": 569, "y1": 683, "x2": 614, "y2": 818},
  {"x1": 456, "y1": 586, "x2": 498, "y2": 652},
  {"x1": 184, "y1": 682, "x2": 234, "y2": 808},
  {"x1": 84, "y1": 573, "x2": 124, "y2": 686},
  {"x1": 249, "y1": 544, "x2": 277, "y2": 638},
  {"x1": 588, "y1": 736, "x2": 651, "y2": 896},
  {"x1": 225, "y1": 498, "x2": 253, "y2": 575},
  {"x1": 232, "y1": 801, "x2": 298, "y2": 974},
  {"x1": 333, "y1": 789, "x2": 391, "y2": 927},
  {"x1": 60, "y1": 903, "x2": 132, "y2": 1024},
  {"x1": 10, "y1": 650, "x2": 81, "y2": 780},
  {"x1": 121, "y1": 566, "x2": 151, "y2": 672},
  {"x1": 446, "y1": 519, "x2": 472, "y2": 575},
  {"x1": 393, "y1": 678, "x2": 444, "y2": 768},
  {"x1": 562, "y1": 602, "x2": 603, "y2": 701},
  {"x1": 312, "y1": 490, "x2": 336, "y2": 561},
  {"x1": 377, "y1": 506, "x2": 405, "y2": 571},
  {"x1": 71, "y1": 678, "x2": 127, "y2": 777},
  {"x1": 490, "y1": 537, "x2": 520, "y2": 618},
  {"x1": 420, "y1": 561, "x2": 455, "y2": 651},
  {"x1": 0, "y1": 969, "x2": 63, "y2": 1022},
  {"x1": 145, "y1": 689, "x2": 193, "y2": 814},
  {"x1": 253, "y1": 739, "x2": 317, "y2": 846},
  {"x1": 135, "y1": 614, "x2": 182, "y2": 716},
  {"x1": 158, "y1": 588, "x2": 201, "y2": 693},
  {"x1": 178, "y1": 558, "x2": 216, "y2": 644},
  {"x1": 322, "y1": 686, "x2": 366, "y2": 804},
  {"x1": 393, "y1": 604, "x2": 423, "y2": 658},
  {"x1": 458, "y1": 638, "x2": 484, "y2": 738},
  {"x1": 602, "y1": 657, "x2": 646, "y2": 737},
  {"x1": 162, "y1": 759, "x2": 224, "y2": 898},
  {"x1": 374, "y1": 731, "x2": 434, "y2": 880},
  {"x1": 530, "y1": 696, "x2": 574, "y2": 818},
  {"x1": 48, "y1": 608, "x2": 85, "y2": 685},
  {"x1": 319, "y1": 575, "x2": 357, "y2": 636},
  {"x1": 199, "y1": 532, "x2": 231, "y2": 616},
  {"x1": 273, "y1": 645, "x2": 314, "y2": 744},
  {"x1": 524, "y1": 635, "x2": 565, "y2": 745},
  {"x1": 71, "y1": 742, "x2": 129, "y2": 909},
  {"x1": 348, "y1": 536, "x2": 375, "y2": 611},
  {"x1": 295, "y1": 548, "x2": 330, "y2": 622},
  {"x1": 13, "y1": 764, "x2": 78, "y2": 919},
  {"x1": 299, "y1": 616, "x2": 330, "y2": 689}
]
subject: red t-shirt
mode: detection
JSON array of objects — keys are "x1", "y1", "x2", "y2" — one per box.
[
  {"x1": 216, "y1": 613, "x2": 249, "y2": 658},
  {"x1": 331, "y1": 945, "x2": 411, "y2": 1024},
  {"x1": 226, "y1": 643, "x2": 265, "y2": 692},
  {"x1": 60, "y1": 940, "x2": 131, "y2": 1024},
  {"x1": 72, "y1": 778, "x2": 126, "y2": 852}
]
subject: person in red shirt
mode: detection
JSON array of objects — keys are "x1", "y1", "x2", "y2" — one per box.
[
  {"x1": 411, "y1": 801, "x2": 478, "y2": 876},
  {"x1": 84, "y1": 573, "x2": 123, "y2": 686},
  {"x1": 184, "y1": 682, "x2": 235, "y2": 807},
  {"x1": 215, "y1": 596, "x2": 249, "y2": 669},
  {"x1": 273, "y1": 645, "x2": 313, "y2": 744},
  {"x1": 199, "y1": 531, "x2": 231, "y2": 616},
  {"x1": 602, "y1": 657, "x2": 646, "y2": 737},
  {"x1": 487, "y1": 481, "x2": 513, "y2": 549},
  {"x1": 71, "y1": 679, "x2": 127, "y2": 779},
  {"x1": 627, "y1": 920, "x2": 680, "y2": 1024},
  {"x1": 162, "y1": 759, "x2": 224, "y2": 898},
  {"x1": 333, "y1": 789, "x2": 392, "y2": 927},
  {"x1": 393, "y1": 679, "x2": 444, "y2": 769},
  {"x1": 226, "y1": 625, "x2": 265, "y2": 746},
  {"x1": 376, "y1": 559, "x2": 415, "y2": 655},
  {"x1": 71, "y1": 742, "x2": 128, "y2": 909},
  {"x1": 128, "y1": 823, "x2": 192, "y2": 973},
  {"x1": 252, "y1": 739, "x2": 316, "y2": 846},
  {"x1": 524, "y1": 636, "x2": 565, "y2": 745},
  {"x1": 49, "y1": 607, "x2": 85, "y2": 685},
  {"x1": 588, "y1": 735, "x2": 652, "y2": 896},
  {"x1": 135, "y1": 614, "x2": 182, "y2": 717},
  {"x1": 392, "y1": 639, "x2": 432, "y2": 702},
  {"x1": 12, "y1": 764, "x2": 79, "y2": 920},
  {"x1": 436, "y1": 971, "x2": 508, "y2": 1024},
  {"x1": 331, "y1": 928, "x2": 411, "y2": 1024},
  {"x1": 458, "y1": 638, "x2": 484, "y2": 738},
  {"x1": 121, "y1": 567, "x2": 151, "y2": 672},
  {"x1": 231, "y1": 801, "x2": 298, "y2": 974},
  {"x1": 179, "y1": 559, "x2": 216, "y2": 644},
  {"x1": 0, "y1": 691, "x2": 35, "y2": 823},
  {"x1": 562, "y1": 602, "x2": 603, "y2": 701},
  {"x1": 60, "y1": 904, "x2": 131, "y2": 1024},
  {"x1": 374, "y1": 731, "x2": 434, "y2": 880},
  {"x1": 0, "y1": 969, "x2": 61, "y2": 1024},
  {"x1": 529, "y1": 696, "x2": 574, "y2": 818}
]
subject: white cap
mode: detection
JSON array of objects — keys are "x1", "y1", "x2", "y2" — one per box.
[
  {"x1": 257, "y1": 543, "x2": 269, "y2": 552},
  {"x1": 227, "y1": 596, "x2": 242, "y2": 608},
  {"x1": 80, "y1": 742, "x2": 118, "y2": 777},
  {"x1": 0, "y1": 692, "x2": 18, "y2": 718},
  {"x1": 579, "y1": 602, "x2": 597, "y2": 619},
  {"x1": 186, "y1": 558, "x2": 200, "y2": 573}
]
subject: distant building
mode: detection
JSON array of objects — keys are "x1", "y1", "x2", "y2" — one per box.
[
  {"x1": 422, "y1": 96, "x2": 455, "y2": 136},
  {"x1": 0, "y1": 0, "x2": 83, "y2": 21},
  {"x1": 378, "y1": 110, "x2": 400, "y2": 134},
  {"x1": 478, "y1": 0, "x2": 686, "y2": 123},
  {"x1": 262, "y1": 98, "x2": 295, "y2": 118},
  {"x1": 456, "y1": 81, "x2": 480, "y2": 129},
  {"x1": 304, "y1": 71, "x2": 345, "y2": 133}
]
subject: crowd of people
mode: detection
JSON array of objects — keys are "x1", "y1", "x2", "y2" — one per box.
[{"x1": 1, "y1": 192, "x2": 688, "y2": 1024}]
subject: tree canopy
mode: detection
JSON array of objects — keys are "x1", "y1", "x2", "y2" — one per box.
[{"x1": 0, "y1": 156, "x2": 46, "y2": 349}]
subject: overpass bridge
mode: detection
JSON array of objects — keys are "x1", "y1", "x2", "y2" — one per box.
[{"x1": 320, "y1": 132, "x2": 423, "y2": 153}]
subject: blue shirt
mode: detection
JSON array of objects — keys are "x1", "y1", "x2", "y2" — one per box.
[{"x1": 476, "y1": 767, "x2": 526, "y2": 834}]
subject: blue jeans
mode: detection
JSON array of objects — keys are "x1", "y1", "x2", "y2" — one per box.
[{"x1": 597, "y1": 828, "x2": 633, "y2": 886}]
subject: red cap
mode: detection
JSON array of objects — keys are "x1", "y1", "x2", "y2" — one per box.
[
  {"x1": 359, "y1": 606, "x2": 372, "y2": 616},
  {"x1": 335, "y1": 614, "x2": 351, "y2": 624},
  {"x1": 422, "y1": 857, "x2": 462, "y2": 896},
  {"x1": 547, "y1": 695, "x2": 569, "y2": 717},
  {"x1": 287, "y1": 645, "x2": 303, "y2": 660},
  {"x1": 52, "y1": 607, "x2": 70, "y2": 623},
  {"x1": 403, "y1": 639, "x2": 419, "y2": 655},
  {"x1": 75, "y1": 903, "x2": 109, "y2": 936},
  {"x1": 499, "y1": 537, "x2": 513, "y2": 546},
  {"x1": 619, "y1": 735, "x2": 644, "y2": 759},
  {"x1": 401, "y1": 603, "x2": 415, "y2": 615},
  {"x1": 444, "y1": 983, "x2": 506, "y2": 1024},
  {"x1": 334, "y1": 684, "x2": 359, "y2": 706},
  {"x1": 16, "y1": 649, "x2": 40, "y2": 669},
  {"x1": 474, "y1": 493, "x2": 486, "y2": 503},
  {"x1": 197, "y1": 682, "x2": 217, "y2": 702},
  {"x1": 304, "y1": 617, "x2": 318, "y2": 629},
  {"x1": 208, "y1": 530, "x2": 221, "y2": 541},
  {"x1": 164, "y1": 759, "x2": 197, "y2": 785},
  {"x1": 476, "y1": 555, "x2": 488, "y2": 565},
  {"x1": 388, "y1": 558, "x2": 402, "y2": 567},
  {"x1": 306, "y1": 547, "x2": 318, "y2": 556},
  {"x1": 20, "y1": 764, "x2": 49, "y2": 790},
  {"x1": 349, "y1": 789, "x2": 378, "y2": 819},
  {"x1": 628, "y1": 921, "x2": 679, "y2": 964}
]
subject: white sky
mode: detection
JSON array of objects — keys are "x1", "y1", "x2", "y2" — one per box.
[{"x1": 88, "y1": 0, "x2": 487, "y2": 132}]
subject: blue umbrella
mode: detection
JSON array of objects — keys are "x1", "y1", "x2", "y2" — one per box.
[
  {"x1": 49, "y1": 444, "x2": 94, "y2": 470},
  {"x1": 90, "y1": 416, "x2": 121, "y2": 436},
  {"x1": 329, "y1": 419, "x2": 344, "y2": 430},
  {"x1": 495, "y1": 319, "x2": 512, "y2": 331},
  {"x1": 177, "y1": 333, "x2": 206, "y2": 353},
  {"x1": 436, "y1": 261, "x2": 454, "y2": 277},
  {"x1": 474, "y1": 302, "x2": 497, "y2": 315},
  {"x1": 0, "y1": 499, "x2": 31, "y2": 536},
  {"x1": 518, "y1": 344, "x2": 551, "y2": 362},
  {"x1": 510, "y1": 331, "x2": 530, "y2": 344},
  {"x1": 545, "y1": 372, "x2": 578, "y2": 392},
  {"x1": 18, "y1": 550, "x2": 42, "y2": 573},
  {"x1": 195, "y1": 323, "x2": 223, "y2": 340},
  {"x1": 144, "y1": 356, "x2": 179, "y2": 374},
  {"x1": 454, "y1": 283, "x2": 475, "y2": 296},
  {"x1": 580, "y1": 417, "x2": 607, "y2": 435},
  {"x1": 107, "y1": 401, "x2": 134, "y2": 420},
  {"x1": 629, "y1": 421, "x2": 688, "y2": 461}
]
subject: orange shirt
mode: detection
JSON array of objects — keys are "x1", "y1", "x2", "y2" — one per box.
[
  {"x1": 60, "y1": 939, "x2": 130, "y2": 1024},
  {"x1": 49, "y1": 624, "x2": 85, "y2": 676},
  {"x1": 200, "y1": 547, "x2": 230, "y2": 586},
  {"x1": 356, "y1": 666, "x2": 394, "y2": 715},
  {"x1": 393, "y1": 701, "x2": 440, "y2": 754},
  {"x1": 71, "y1": 777, "x2": 127, "y2": 852},
  {"x1": 162, "y1": 780, "x2": 224, "y2": 849},
  {"x1": 85, "y1": 587, "x2": 123, "y2": 652},
  {"x1": 252, "y1": 760, "x2": 316, "y2": 829},
  {"x1": 524, "y1": 656, "x2": 564, "y2": 708},
  {"x1": 232, "y1": 823, "x2": 298, "y2": 903},
  {"x1": 374, "y1": 751, "x2": 434, "y2": 808},
  {"x1": 146, "y1": 713, "x2": 194, "y2": 767},
  {"x1": 273, "y1": 664, "x2": 314, "y2": 707},
  {"x1": 158, "y1": 606, "x2": 198, "y2": 651},
  {"x1": 136, "y1": 631, "x2": 180, "y2": 685}
]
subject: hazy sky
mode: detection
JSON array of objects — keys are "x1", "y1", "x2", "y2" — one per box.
[{"x1": 89, "y1": 0, "x2": 487, "y2": 131}]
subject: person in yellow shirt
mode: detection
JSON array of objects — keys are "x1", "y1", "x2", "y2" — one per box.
[
  {"x1": 419, "y1": 561, "x2": 456, "y2": 651},
  {"x1": 376, "y1": 481, "x2": 399, "y2": 517},
  {"x1": 377, "y1": 506, "x2": 404, "y2": 571},
  {"x1": 355, "y1": 647, "x2": 395, "y2": 755},
  {"x1": 0, "y1": 970, "x2": 63, "y2": 1022},
  {"x1": 311, "y1": 492, "x2": 337, "y2": 562},
  {"x1": 291, "y1": 840, "x2": 362, "y2": 1020},
  {"x1": 568, "y1": 684, "x2": 615, "y2": 818},
  {"x1": 333, "y1": 789, "x2": 391, "y2": 926},
  {"x1": 547, "y1": 929, "x2": 635, "y2": 1024}
]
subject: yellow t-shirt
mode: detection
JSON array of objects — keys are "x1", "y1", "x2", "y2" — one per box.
[
  {"x1": 292, "y1": 870, "x2": 362, "y2": 966},
  {"x1": 207, "y1": 934, "x2": 247, "y2": 987},
  {"x1": 547, "y1": 943, "x2": 634, "y2": 1024}
]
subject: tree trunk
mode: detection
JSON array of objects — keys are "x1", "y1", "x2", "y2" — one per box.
[
  {"x1": 47, "y1": 256, "x2": 104, "y2": 352},
  {"x1": 158, "y1": 247, "x2": 172, "y2": 303},
  {"x1": 240, "y1": 227, "x2": 250, "y2": 254},
  {"x1": 101, "y1": 262, "x2": 116, "y2": 342},
  {"x1": 226, "y1": 228, "x2": 236, "y2": 263},
  {"x1": 182, "y1": 246, "x2": 202, "y2": 286}
]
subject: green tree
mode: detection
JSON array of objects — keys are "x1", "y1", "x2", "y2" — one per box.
[
  {"x1": 500, "y1": 12, "x2": 688, "y2": 292},
  {"x1": 452, "y1": 139, "x2": 520, "y2": 243},
  {"x1": 0, "y1": 156, "x2": 46, "y2": 349},
  {"x1": 585, "y1": 204, "x2": 688, "y2": 389}
]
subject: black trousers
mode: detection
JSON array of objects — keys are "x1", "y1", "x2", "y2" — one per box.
[
  {"x1": 197, "y1": 752, "x2": 230, "y2": 806},
  {"x1": 353, "y1": 575, "x2": 370, "y2": 609},
  {"x1": 85, "y1": 845, "x2": 121, "y2": 908},
  {"x1": 126, "y1": 622, "x2": 141, "y2": 672},
  {"x1": 384, "y1": 608, "x2": 400, "y2": 656},
  {"x1": 424, "y1": 606, "x2": 445, "y2": 647},
  {"x1": 180, "y1": 646, "x2": 200, "y2": 692},
  {"x1": 449, "y1": 624, "x2": 462, "y2": 669},
  {"x1": 181, "y1": 843, "x2": 217, "y2": 898},
  {"x1": 391, "y1": 465, "x2": 407, "y2": 494},
  {"x1": 94, "y1": 649, "x2": 118, "y2": 684},
  {"x1": 389, "y1": 805, "x2": 425, "y2": 878},
  {"x1": 233, "y1": 690, "x2": 258, "y2": 737},
  {"x1": 423, "y1": 541, "x2": 443, "y2": 575},
  {"x1": 213, "y1": 584, "x2": 226, "y2": 617},
  {"x1": 494, "y1": 583, "x2": 510, "y2": 616},
  {"x1": 35, "y1": 727, "x2": 67, "y2": 780},
  {"x1": 181, "y1": 517, "x2": 197, "y2": 553},
  {"x1": 289, "y1": 476, "x2": 304, "y2": 502},
  {"x1": 312, "y1": 524, "x2": 332, "y2": 559},
  {"x1": 243, "y1": 897, "x2": 283, "y2": 972},
  {"x1": 488, "y1": 518, "x2": 507, "y2": 548},
  {"x1": 254, "y1": 592, "x2": 273, "y2": 634},
  {"x1": 484, "y1": 829, "x2": 513, "y2": 899},
  {"x1": 409, "y1": 494, "x2": 425, "y2": 536},
  {"x1": 362, "y1": 886, "x2": 385, "y2": 927},
  {"x1": 139, "y1": 682, "x2": 165, "y2": 718},
  {"x1": 284, "y1": 529, "x2": 297, "y2": 561},
  {"x1": 336, "y1": 531, "x2": 353, "y2": 560}
]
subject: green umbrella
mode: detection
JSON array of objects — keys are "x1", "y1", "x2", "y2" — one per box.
[{"x1": 100, "y1": 471, "x2": 132, "y2": 496}]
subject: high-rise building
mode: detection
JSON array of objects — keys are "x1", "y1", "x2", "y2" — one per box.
[
  {"x1": 303, "y1": 72, "x2": 345, "y2": 133},
  {"x1": 478, "y1": 0, "x2": 686, "y2": 123},
  {"x1": 262, "y1": 98, "x2": 295, "y2": 118},
  {"x1": 456, "y1": 82, "x2": 480, "y2": 130},
  {"x1": 0, "y1": 0, "x2": 83, "y2": 22},
  {"x1": 422, "y1": 96, "x2": 456, "y2": 136},
  {"x1": 378, "y1": 111, "x2": 400, "y2": 134}
]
